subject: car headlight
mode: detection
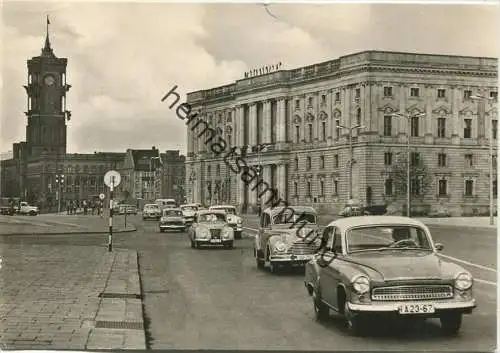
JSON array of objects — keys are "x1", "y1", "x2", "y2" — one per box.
[
  {"x1": 198, "y1": 228, "x2": 210, "y2": 239},
  {"x1": 351, "y1": 275, "x2": 370, "y2": 294},
  {"x1": 222, "y1": 228, "x2": 234, "y2": 239},
  {"x1": 273, "y1": 241, "x2": 286, "y2": 252},
  {"x1": 454, "y1": 272, "x2": 473, "y2": 290},
  {"x1": 237, "y1": 219, "x2": 242, "y2": 224}
]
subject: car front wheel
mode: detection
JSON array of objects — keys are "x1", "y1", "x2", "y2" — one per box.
[{"x1": 440, "y1": 312, "x2": 462, "y2": 336}]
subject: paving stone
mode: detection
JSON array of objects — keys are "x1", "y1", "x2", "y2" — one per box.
[{"x1": 0, "y1": 243, "x2": 144, "y2": 349}]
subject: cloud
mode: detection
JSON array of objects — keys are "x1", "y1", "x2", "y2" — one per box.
[{"x1": 2, "y1": 2, "x2": 498, "y2": 155}]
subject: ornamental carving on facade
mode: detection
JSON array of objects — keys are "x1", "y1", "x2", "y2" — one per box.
[
  {"x1": 406, "y1": 104, "x2": 424, "y2": 116},
  {"x1": 486, "y1": 107, "x2": 497, "y2": 118},
  {"x1": 332, "y1": 108, "x2": 341, "y2": 118},
  {"x1": 305, "y1": 113, "x2": 315, "y2": 122},
  {"x1": 225, "y1": 126, "x2": 233, "y2": 133},
  {"x1": 378, "y1": 104, "x2": 397, "y2": 114},
  {"x1": 459, "y1": 107, "x2": 475, "y2": 117},
  {"x1": 432, "y1": 105, "x2": 451, "y2": 116},
  {"x1": 292, "y1": 115, "x2": 302, "y2": 124},
  {"x1": 318, "y1": 111, "x2": 328, "y2": 121}
]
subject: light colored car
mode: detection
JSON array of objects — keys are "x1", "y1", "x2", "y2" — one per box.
[
  {"x1": 180, "y1": 204, "x2": 199, "y2": 226},
  {"x1": 304, "y1": 216, "x2": 476, "y2": 336},
  {"x1": 142, "y1": 203, "x2": 161, "y2": 220},
  {"x1": 254, "y1": 206, "x2": 321, "y2": 273},
  {"x1": 159, "y1": 208, "x2": 186, "y2": 232},
  {"x1": 188, "y1": 210, "x2": 234, "y2": 249},
  {"x1": 209, "y1": 205, "x2": 243, "y2": 239},
  {"x1": 119, "y1": 204, "x2": 137, "y2": 215}
]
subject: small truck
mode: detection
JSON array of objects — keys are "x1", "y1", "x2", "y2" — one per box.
[{"x1": 17, "y1": 201, "x2": 39, "y2": 216}]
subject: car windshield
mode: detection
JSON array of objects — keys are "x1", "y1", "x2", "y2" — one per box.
[
  {"x1": 212, "y1": 207, "x2": 236, "y2": 215},
  {"x1": 198, "y1": 213, "x2": 226, "y2": 223},
  {"x1": 163, "y1": 209, "x2": 183, "y2": 217},
  {"x1": 144, "y1": 205, "x2": 159, "y2": 210},
  {"x1": 346, "y1": 225, "x2": 433, "y2": 253},
  {"x1": 181, "y1": 206, "x2": 197, "y2": 211},
  {"x1": 273, "y1": 212, "x2": 316, "y2": 225}
]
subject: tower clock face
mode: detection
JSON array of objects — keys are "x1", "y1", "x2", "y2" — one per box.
[{"x1": 44, "y1": 75, "x2": 55, "y2": 86}]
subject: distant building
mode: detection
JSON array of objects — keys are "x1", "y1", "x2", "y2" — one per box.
[
  {"x1": 185, "y1": 50, "x2": 498, "y2": 216},
  {"x1": 0, "y1": 20, "x2": 125, "y2": 211},
  {"x1": 159, "y1": 150, "x2": 185, "y2": 204},
  {"x1": 120, "y1": 147, "x2": 162, "y2": 203}
]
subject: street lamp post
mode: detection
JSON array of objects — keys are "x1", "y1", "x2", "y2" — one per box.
[
  {"x1": 471, "y1": 94, "x2": 496, "y2": 225},
  {"x1": 336, "y1": 124, "x2": 365, "y2": 201},
  {"x1": 254, "y1": 143, "x2": 272, "y2": 215},
  {"x1": 392, "y1": 112, "x2": 425, "y2": 217},
  {"x1": 150, "y1": 156, "x2": 161, "y2": 201}
]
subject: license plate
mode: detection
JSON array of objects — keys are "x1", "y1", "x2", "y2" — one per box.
[
  {"x1": 210, "y1": 239, "x2": 222, "y2": 243},
  {"x1": 398, "y1": 303, "x2": 435, "y2": 314}
]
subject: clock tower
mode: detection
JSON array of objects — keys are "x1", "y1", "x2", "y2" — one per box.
[{"x1": 24, "y1": 18, "x2": 71, "y2": 157}]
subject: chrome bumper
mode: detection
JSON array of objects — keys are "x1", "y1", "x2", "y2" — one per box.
[
  {"x1": 269, "y1": 253, "x2": 314, "y2": 263},
  {"x1": 195, "y1": 238, "x2": 233, "y2": 244},
  {"x1": 229, "y1": 224, "x2": 243, "y2": 232},
  {"x1": 160, "y1": 224, "x2": 185, "y2": 229},
  {"x1": 348, "y1": 299, "x2": 476, "y2": 313}
]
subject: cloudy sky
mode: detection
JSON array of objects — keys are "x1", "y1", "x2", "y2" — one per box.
[{"x1": 2, "y1": 1, "x2": 499, "y2": 154}]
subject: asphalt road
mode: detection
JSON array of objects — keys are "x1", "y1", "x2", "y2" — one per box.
[{"x1": 1, "y1": 214, "x2": 496, "y2": 351}]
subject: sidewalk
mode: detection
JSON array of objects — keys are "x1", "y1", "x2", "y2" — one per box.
[
  {"x1": 240, "y1": 214, "x2": 497, "y2": 230},
  {"x1": 0, "y1": 214, "x2": 136, "y2": 236},
  {"x1": 0, "y1": 244, "x2": 146, "y2": 350}
]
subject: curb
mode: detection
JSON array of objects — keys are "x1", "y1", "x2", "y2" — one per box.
[
  {"x1": 0, "y1": 226, "x2": 137, "y2": 236},
  {"x1": 85, "y1": 250, "x2": 147, "y2": 350}
]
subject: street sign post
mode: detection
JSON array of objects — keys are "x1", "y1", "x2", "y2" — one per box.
[
  {"x1": 99, "y1": 193, "x2": 105, "y2": 200},
  {"x1": 104, "y1": 170, "x2": 121, "y2": 252}
]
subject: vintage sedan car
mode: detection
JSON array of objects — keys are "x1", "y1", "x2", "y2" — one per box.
[
  {"x1": 304, "y1": 216, "x2": 476, "y2": 336},
  {"x1": 119, "y1": 204, "x2": 138, "y2": 215},
  {"x1": 180, "y1": 203, "x2": 199, "y2": 226},
  {"x1": 188, "y1": 210, "x2": 234, "y2": 249},
  {"x1": 209, "y1": 205, "x2": 243, "y2": 239},
  {"x1": 142, "y1": 203, "x2": 161, "y2": 220},
  {"x1": 254, "y1": 206, "x2": 321, "y2": 273},
  {"x1": 159, "y1": 208, "x2": 186, "y2": 232}
]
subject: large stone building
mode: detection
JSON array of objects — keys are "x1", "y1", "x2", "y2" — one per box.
[
  {"x1": 184, "y1": 50, "x2": 498, "y2": 216},
  {"x1": 0, "y1": 22, "x2": 125, "y2": 211}
]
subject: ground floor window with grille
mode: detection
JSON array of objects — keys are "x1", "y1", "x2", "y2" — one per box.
[
  {"x1": 411, "y1": 177, "x2": 422, "y2": 196},
  {"x1": 320, "y1": 180, "x2": 324, "y2": 196},
  {"x1": 438, "y1": 179, "x2": 447, "y2": 196},
  {"x1": 464, "y1": 179, "x2": 474, "y2": 197},
  {"x1": 307, "y1": 181, "x2": 312, "y2": 196},
  {"x1": 333, "y1": 180, "x2": 338, "y2": 196},
  {"x1": 294, "y1": 181, "x2": 298, "y2": 196}
]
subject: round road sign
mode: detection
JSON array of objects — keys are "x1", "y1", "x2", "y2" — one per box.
[
  {"x1": 99, "y1": 193, "x2": 105, "y2": 200},
  {"x1": 104, "y1": 170, "x2": 121, "y2": 188}
]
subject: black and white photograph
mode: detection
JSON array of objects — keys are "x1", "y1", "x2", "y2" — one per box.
[{"x1": 0, "y1": 0, "x2": 498, "y2": 351}]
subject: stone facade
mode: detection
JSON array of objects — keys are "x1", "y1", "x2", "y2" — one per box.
[
  {"x1": 160, "y1": 150, "x2": 186, "y2": 204},
  {"x1": 184, "y1": 51, "x2": 498, "y2": 216}
]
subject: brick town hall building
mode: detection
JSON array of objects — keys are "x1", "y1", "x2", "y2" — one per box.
[
  {"x1": 0, "y1": 24, "x2": 124, "y2": 209},
  {"x1": 185, "y1": 51, "x2": 498, "y2": 216}
]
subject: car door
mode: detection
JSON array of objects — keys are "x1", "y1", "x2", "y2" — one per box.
[
  {"x1": 329, "y1": 227, "x2": 344, "y2": 310},
  {"x1": 190, "y1": 215, "x2": 198, "y2": 240},
  {"x1": 256, "y1": 213, "x2": 269, "y2": 255},
  {"x1": 318, "y1": 226, "x2": 335, "y2": 305}
]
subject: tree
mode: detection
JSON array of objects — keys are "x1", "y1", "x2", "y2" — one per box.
[{"x1": 392, "y1": 153, "x2": 432, "y2": 201}]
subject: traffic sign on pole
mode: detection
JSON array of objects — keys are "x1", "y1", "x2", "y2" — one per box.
[
  {"x1": 99, "y1": 193, "x2": 105, "y2": 200},
  {"x1": 104, "y1": 170, "x2": 121, "y2": 188}
]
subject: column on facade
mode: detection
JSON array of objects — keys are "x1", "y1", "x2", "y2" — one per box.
[
  {"x1": 262, "y1": 164, "x2": 272, "y2": 205},
  {"x1": 451, "y1": 86, "x2": 460, "y2": 137},
  {"x1": 234, "y1": 105, "x2": 242, "y2": 147},
  {"x1": 249, "y1": 103, "x2": 257, "y2": 146},
  {"x1": 263, "y1": 100, "x2": 272, "y2": 143},
  {"x1": 277, "y1": 98, "x2": 286, "y2": 142},
  {"x1": 398, "y1": 84, "x2": 407, "y2": 135},
  {"x1": 277, "y1": 163, "x2": 287, "y2": 201},
  {"x1": 342, "y1": 88, "x2": 350, "y2": 131},
  {"x1": 425, "y1": 86, "x2": 433, "y2": 136}
]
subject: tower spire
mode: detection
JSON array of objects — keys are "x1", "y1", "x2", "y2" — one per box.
[{"x1": 41, "y1": 15, "x2": 55, "y2": 57}]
